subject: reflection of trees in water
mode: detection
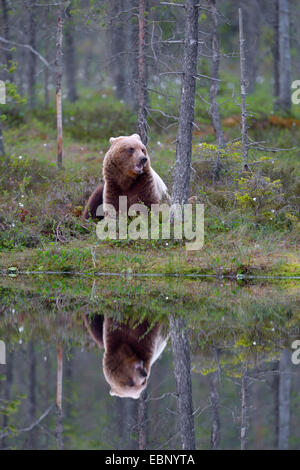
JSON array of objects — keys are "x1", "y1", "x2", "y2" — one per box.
[
  {"x1": 0, "y1": 279, "x2": 299, "y2": 450},
  {"x1": 1, "y1": 351, "x2": 13, "y2": 449},
  {"x1": 208, "y1": 369, "x2": 220, "y2": 449},
  {"x1": 56, "y1": 344, "x2": 63, "y2": 450},
  {"x1": 170, "y1": 315, "x2": 195, "y2": 450},
  {"x1": 276, "y1": 349, "x2": 292, "y2": 450}
]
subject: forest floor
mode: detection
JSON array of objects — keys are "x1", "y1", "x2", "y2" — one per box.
[{"x1": 0, "y1": 87, "x2": 300, "y2": 277}]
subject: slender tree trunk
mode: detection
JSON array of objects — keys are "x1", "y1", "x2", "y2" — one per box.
[
  {"x1": 209, "y1": 0, "x2": 226, "y2": 151},
  {"x1": 239, "y1": 8, "x2": 249, "y2": 169},
  {"x1": 273, "y1": 0, "x2": 280, "y2": 103},
  {"x1": 16, "y1": 15, "x2": 25, "y2": 96},
  {"x1": 171, "y1": 0, "x2": 199, "y2": 205},
  {"x1": 27, "y1": 342, "x2": 36, "y2": 449},
  {"x1": 137, "y1": 0, "x2": 148, "y2": 145},
  {"x1": 56, "y1": 6, "x2": 63, "y2": 168},
  {"x1": 44, "y1": 7, "x2": 50, "y2": 108},
  {"x1": 278, "y1": 0, "x2": 291, "y2": 112},
  {"x1": 209, "y1": 371, "x2": 220, "y2": 449},
  {"x1": 0, "y1": 121, "x2": 5, "y2": 156},
  {"x1": 44, "y1": 348, "x2": 51, "y2": 449},
  {"x1": 170, "y1": 315, "x2": 195, "y2": 450},
  {"x1": 65, "y1": 3, "x2": 78, "y2": 102},
  {"x1": 277, "y1": 349, "x2": 291, "y2": 449},
  {"x1": 27, "y1": 0, "x2": 37, "y2": 109},
  {"x1": 56, "y1": 344, "x2": 63, "y2": 450},
  {"x1": 240, "y1": 368, "x2": 249, "y2": 450}
]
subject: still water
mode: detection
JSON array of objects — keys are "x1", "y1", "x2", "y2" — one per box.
[{"x1": 0, "y1": 275, "x2": 299, "y2": 450}]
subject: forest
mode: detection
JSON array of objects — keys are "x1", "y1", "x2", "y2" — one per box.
[{"x1": 0, "y1": 0, "x2": 299, "y2": 275}]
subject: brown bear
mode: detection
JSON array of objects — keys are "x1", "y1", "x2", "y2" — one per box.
[
  {"x1": 83, "y1": 314, "x2": 168, "y2": 399},
  {"x1": 83, "y1": 134, "x2": 169, "y2": 219}
]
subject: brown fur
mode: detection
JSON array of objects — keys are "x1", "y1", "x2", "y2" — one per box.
[
  {"x1": 82, "y1": 182, "x2": 104, "y2": 220},
  {"x1": 83, "y1": 135, "x2": 160, "y2": 219}
]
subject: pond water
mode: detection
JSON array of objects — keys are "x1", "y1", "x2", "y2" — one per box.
[{"x1": 0, "y1": 275, "x2": 299, "y2": 450}]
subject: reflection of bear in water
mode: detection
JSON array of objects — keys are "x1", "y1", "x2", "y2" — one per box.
[{"x1": 83, "y1": 314, "x2": 168, "y2": 399}]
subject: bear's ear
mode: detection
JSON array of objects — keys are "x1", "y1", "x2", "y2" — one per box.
[
  {"x1": 131, "y1": 133, "x2": 142, "y2": 141},
  {"x1": 109, "y1": 137, "x2": 116, "y2": 145}
]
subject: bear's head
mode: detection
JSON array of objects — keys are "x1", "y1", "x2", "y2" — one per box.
[
  {"x1": 103, "y1": 134, "x2": 150, "y2": 185},
  {"x1": 103, "y1": 343, "x2": 149, "y2": 399}
]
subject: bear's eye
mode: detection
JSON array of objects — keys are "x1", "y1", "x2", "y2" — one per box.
[
  {"x1": 128, "y1": 379, "x2": 135, "y2": 387},
  {"x1": 141, "y1": 148, "x2": 146, "y2": 154},
  {"x1": 129, "y1": 147, "x2": 135, "y2": 155}
]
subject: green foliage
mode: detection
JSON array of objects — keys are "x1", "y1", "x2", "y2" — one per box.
[
  {"x1": 235, "y1": 175, "x2": 283, "y2": 221},
  {"x1": 32, "y1": 91, "x2": 137, "y2": 142}
]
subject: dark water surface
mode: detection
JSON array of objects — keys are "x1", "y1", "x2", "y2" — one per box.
[{"x1": 0, "y1": 275, "x2": 299, "y2": 450}]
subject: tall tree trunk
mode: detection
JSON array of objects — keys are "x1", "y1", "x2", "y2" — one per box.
[
  {"x1": 27, "y1": 0, "x2": 37, "y2": 109},
  {"x1": 277, "y1": 0, "x2": 291, "y2": 112},
  {"x1": 170, "y1": 315, "x2": 195, "y2": 450},
  {"x1": 239, "y1": 8, "x2": 249, "y2": 169},
  {"x1": 277, "y1": 349, "x2": 291, "y2": 449},
  {"x1": 56, "y1": 6, "x2": 63, "y2": 168},
  {"x1": 65, "y1": 3, "x2": 78, "y2": 102},
  {"x1": 171, "y1": 0, "x2": 199, "y2": 205},
  {"x1": 209, "y1": 0, "x2": 226, "y2": 151},
  {"x1": 137, "y1": 0, "x2": 148, "y2": 145}
]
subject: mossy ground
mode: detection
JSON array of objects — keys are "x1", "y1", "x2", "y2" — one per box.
[{"x1": 0, "y1": 87, "x2": 299, "y2": 276}]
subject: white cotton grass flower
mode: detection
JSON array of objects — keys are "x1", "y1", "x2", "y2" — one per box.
[
  {"x1": 18, "y1": 326, "x2": 24, "y2": 333},
  {"x1": 18, "y1": 155, "x2": 23, "y2": 159},
  {"x1": 253, "y1": 197, "x2": 256, "y2": 201},
  {"x1": 253, "y1": 341, "x2": 257, "y2": 345},
  {"x1": 19, "y1": 203, "x2": 24, "y2": 208}
]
